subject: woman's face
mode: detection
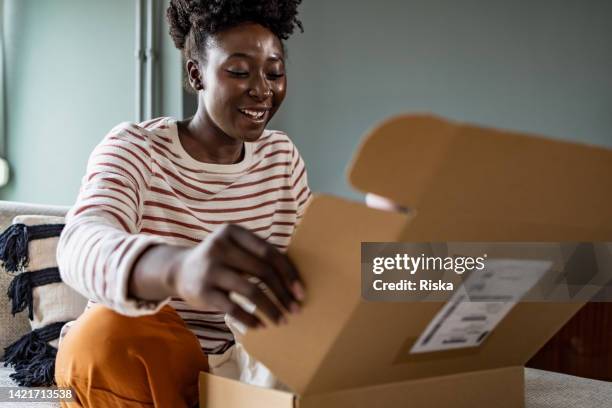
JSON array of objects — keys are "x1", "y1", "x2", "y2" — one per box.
[{"x1": 192, "y1": 23, "x2": 287, "y2": 143}]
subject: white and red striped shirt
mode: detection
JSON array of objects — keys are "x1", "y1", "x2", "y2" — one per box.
[{"x1": 57, "y1": 116, "x2": 311, "y2": 355}]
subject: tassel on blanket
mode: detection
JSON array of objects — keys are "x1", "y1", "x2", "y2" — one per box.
[
  {"x1": 0, "y1": 224, "x2": 29, "y2": 272},
  {"x1": 2, "y1": 321, "x2": 65, "y2": 366},
  {"x1": 0, "y1": 223, "x2": 64, "y2": 273},
  {"x1": 7, "y1": 273, "x2": 33, "y2": 319},
  {"x1": 9, "y1": 347, "x2": 57, "y2": 387},
  {"x1": 2, "y1": 331, "x2": 47, "y2": 365},
  {"x1": 7, "y1": 267, "x2": 62, "y2": 319},
  {"x1": 2, "y1": 322, "x2": 66, "y2": 387}
]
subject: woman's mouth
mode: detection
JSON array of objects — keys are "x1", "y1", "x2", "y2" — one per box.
[{"x1": 238, "y1": 108, "x2": 268, "y2": 124}]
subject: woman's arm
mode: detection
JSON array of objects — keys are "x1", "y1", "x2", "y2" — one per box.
[
  {"x1": 57, "y1": 123, "x2": 170, "y2": 316},
  {"x1": 128, "y1": 223, "x2": 305, "y2": 328},
  {"x1": 127, "y1": 244, "x2": 185, "y2": 302}
]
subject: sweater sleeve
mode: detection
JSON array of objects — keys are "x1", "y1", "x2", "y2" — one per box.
[
  {"x1": 57, "y1": 123, "x2": 170, "y2": 316},
  {"x1": 289, "y1": 141, "x2": 312, "y2": 220}
]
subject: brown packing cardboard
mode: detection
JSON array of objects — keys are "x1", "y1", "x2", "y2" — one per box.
[
  {"x1": 200, "y1": 114, "x2": 612, "y2": 407},
  {"x1": 349, "y1": 115, "x2": 612, "y2": 241},
  {"x1": 200, "y1": 366, "x2": 523, "y2": 408}
]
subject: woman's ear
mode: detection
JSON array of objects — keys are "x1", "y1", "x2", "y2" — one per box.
[{"x1": 186, "y1": 59, "x2": 204, "y2": 91}]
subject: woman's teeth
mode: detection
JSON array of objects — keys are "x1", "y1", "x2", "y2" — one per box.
[{"x1": 240, "y1": 109, "x2": 266, "y2": 120}]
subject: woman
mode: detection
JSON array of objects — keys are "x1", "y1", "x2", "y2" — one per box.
[{"x1": 54, "y1": 1, "x2": 309, "y2": 406}]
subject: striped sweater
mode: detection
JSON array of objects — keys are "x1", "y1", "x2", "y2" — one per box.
[{"x1": 57, "y1": 116, "x2": 311, "y2": 355}]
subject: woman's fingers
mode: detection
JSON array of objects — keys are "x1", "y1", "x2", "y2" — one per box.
[
  {"x1": 180, "y1": 223, "x2": 307, "y2": 328},
  {"x1": 224, "y1": 224, "x2": 305, "y2": 303},
  {"x1": 220, "y1": 238, "x2": 297, "y2": 313},
  {"x1": 269, "y1": 248, "x2": 305, "y2": 302},
  {"x1": 212, "y1": 265, "x2": 285, "y2": 325},
  {"x1": 204, "y1": 288, "x2": 263, "y2": 329}
]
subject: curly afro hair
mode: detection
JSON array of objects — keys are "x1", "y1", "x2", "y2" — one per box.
[{"x1": 166, "y1": 0, "x2": 303, "y2": 60}]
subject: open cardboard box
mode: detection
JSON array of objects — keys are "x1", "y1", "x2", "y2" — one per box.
[{"x1": 199, "y1": 115, "x2": 612, "y2": 407}]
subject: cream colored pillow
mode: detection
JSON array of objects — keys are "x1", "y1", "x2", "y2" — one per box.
[{"x1": 1, "y1": 215, "x2": 87, "y2": 386}]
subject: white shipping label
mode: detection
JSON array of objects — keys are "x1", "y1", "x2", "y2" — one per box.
[{"x1": 410, "y1": 259, "x2": 552, "y2": 354}]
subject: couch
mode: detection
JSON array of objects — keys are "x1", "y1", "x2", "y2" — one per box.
[{"x1": 0, "y1": 200, "x2": 611, "y2": 408}]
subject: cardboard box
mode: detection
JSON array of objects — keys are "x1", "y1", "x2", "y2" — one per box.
[{"x1": 200, "y1": 114, "x2": 612, "y2": 407}]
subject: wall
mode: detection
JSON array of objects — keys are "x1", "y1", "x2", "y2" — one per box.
[
  {"x1": 1, "y1": 0, "x2": 182, "y2": 205},
  {"x1": 273, "y1": 0, "x2": 612, "y2": 199},
  {"x1": 2, "y1": 1, "x2": 611, "y2": 204}
]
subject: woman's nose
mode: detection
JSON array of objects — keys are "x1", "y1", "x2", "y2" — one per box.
[{"x1": 248, "y1": 74, "x2": 273, "y2": 100}]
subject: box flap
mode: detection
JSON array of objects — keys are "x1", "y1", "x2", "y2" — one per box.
[
  {"x1": 240, "y1": 195, "x2": 408, "y2": 394},
  {"x1": 348, "y1": 114, "x2": 612, "y2": 237},
  {"x1": 241, "y1": 115, "x2": 612, "y2": 395}
]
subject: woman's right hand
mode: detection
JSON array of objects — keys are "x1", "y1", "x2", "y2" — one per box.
[{"x1": 169, "y1": 224, "x2": 305, "y2": 329}]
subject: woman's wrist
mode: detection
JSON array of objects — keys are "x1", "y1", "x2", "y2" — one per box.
[{"x1": 128, "y1": 244, "x2": 189, "y2": 302}]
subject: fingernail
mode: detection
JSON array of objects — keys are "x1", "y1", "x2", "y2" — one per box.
[
  {"x1": 293, "y1": 282, "x2": 306, "y2": 301},
  {"x1": 290, "y1": 302, "x2": 301, "y2": 314}
]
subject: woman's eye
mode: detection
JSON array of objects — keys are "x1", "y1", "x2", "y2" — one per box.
[
  {"x1": 227, "y1": 70, "x2": 249, "y2": 77},
  {"x1": 267, "y1": 72, "x2": 285, "y2": 79}
]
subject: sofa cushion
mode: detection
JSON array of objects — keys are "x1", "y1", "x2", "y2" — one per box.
[
  {"x1": 0, "y1": 202, "x2": 69, "y2": 359},
  {"x1": 6, "y1": 216, "x2": 88, "y2": 338},
  {"x1": 1, "y1": 215, "x2": 88, "y2": 387}
]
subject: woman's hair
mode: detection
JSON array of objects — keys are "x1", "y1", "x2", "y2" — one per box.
[{"x1": 166, "y1": 0, "x2": 304, "y2": 61}]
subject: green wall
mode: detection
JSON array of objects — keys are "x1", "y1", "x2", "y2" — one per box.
[
  {"x1": 274, "y1": 0, "x2": 612, "y2": 199},
  {"x1": 2, "y1": 1, "x2": 611, "y2": 204},
  {"x1": 1, "y1": 0, "x2": 182, "y2": 205}
]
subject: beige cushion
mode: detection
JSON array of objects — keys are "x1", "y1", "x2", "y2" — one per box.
[
  {"x1": 0, "y1": 201, "x2": 69, "y2": 357},
  {"x1": 10, "y1": 215, "x2": 88, "y2": 348}
]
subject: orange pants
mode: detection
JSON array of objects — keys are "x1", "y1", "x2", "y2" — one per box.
[{"x1": 55, "y1": 304, "x2": 209, "y2": 408}]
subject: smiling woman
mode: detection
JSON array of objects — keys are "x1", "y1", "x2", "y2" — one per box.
[
  {"x1": 53, "y1": 1, "x2": 310, "y2": 407},
  {"x1": 178, "y1": 22, "x2": 290, "y2": 159}
]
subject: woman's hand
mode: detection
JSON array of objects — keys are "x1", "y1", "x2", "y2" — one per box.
[{"x1": 169, "y1": 224, "x2": 305, "y2": 329}]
